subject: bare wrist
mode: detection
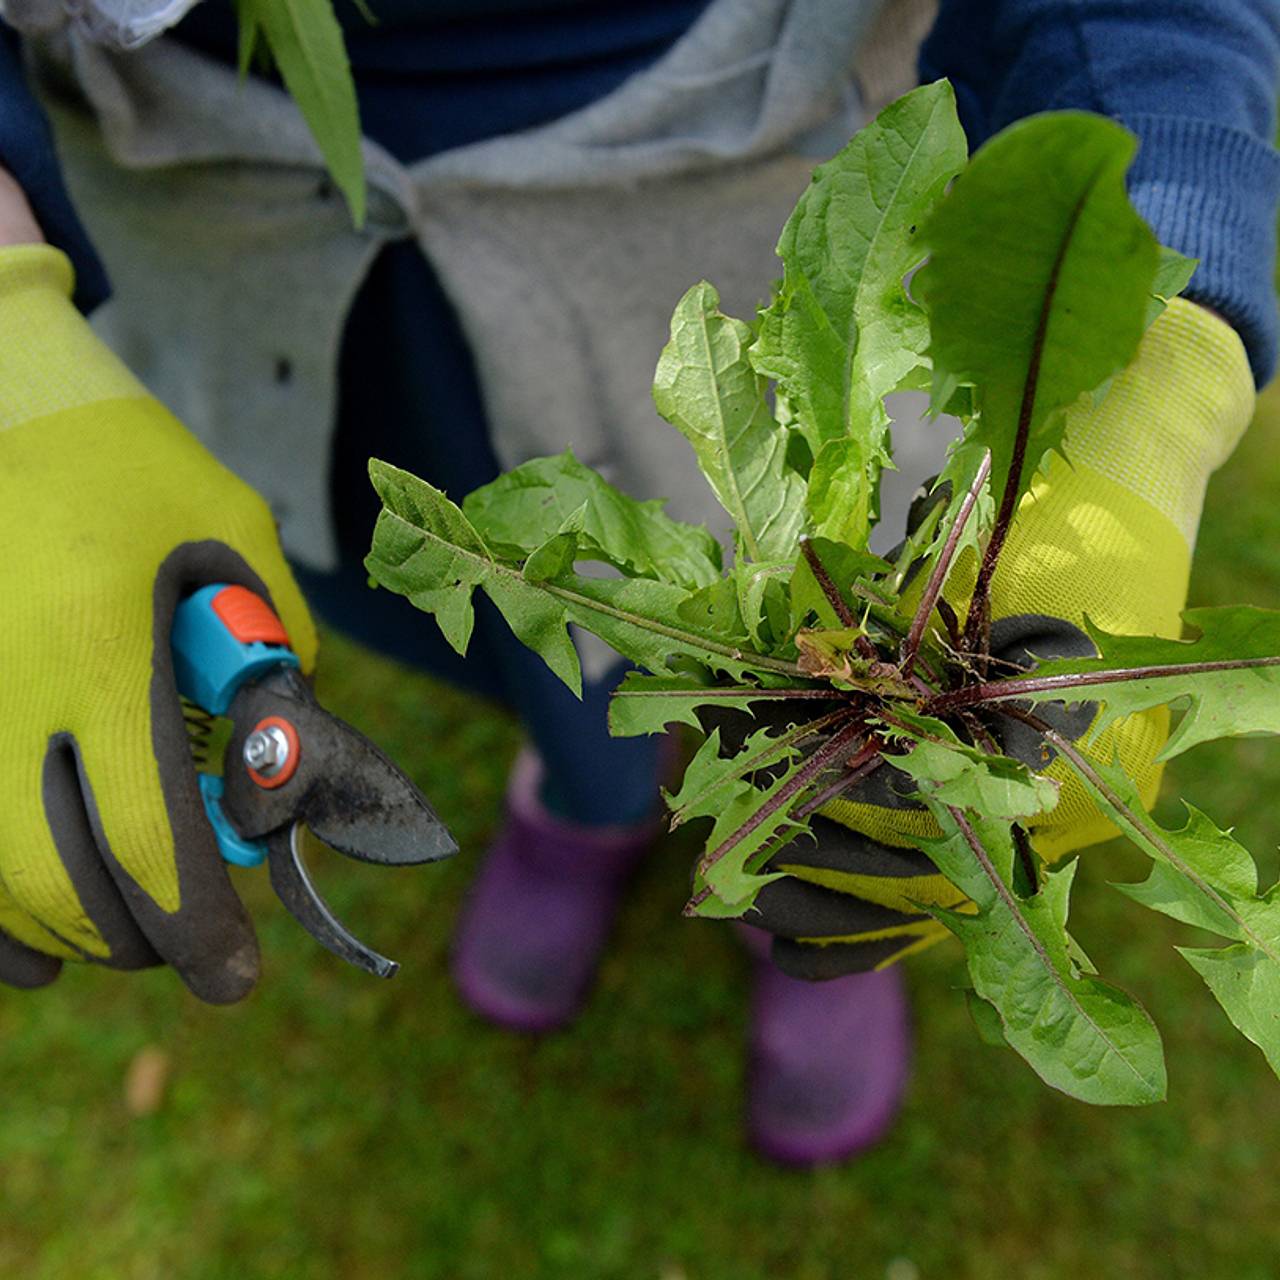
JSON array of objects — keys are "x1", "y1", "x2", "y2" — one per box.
[{"x1": 0, "y1": 165, "x2": 45, "y2": 246}]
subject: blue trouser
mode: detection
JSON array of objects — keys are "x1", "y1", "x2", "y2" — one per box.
[{"x1": 294, "y1": 240, "x2": 662, "y2": 826}]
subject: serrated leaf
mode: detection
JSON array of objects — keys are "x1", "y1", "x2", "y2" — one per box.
[
  {"x1": 674, "y1": 730, "x2": 807, "y2": 909},
  {"x1": 1056, "y1": 754, "x2": 1280, "y2": 1079},
  {"x1": 652, "y1": 283, "x2": 805, "y2": 562},
  {"x1": 365, "y1": 460, "x2": 581, "y2": 691},
  {"x1": 751, "y1": 80, "x2": 967, "y2": 546},
  {"x1": 240, "y1": 0, "x2": 366, "y2": 226},
  {"x1": 684, "y1": 716, "x2": 869, "y2": 914},
  {"x1": 919, "y1": 805, "x2": 1166, "y2": 1105},
  {"x1": 1177, "y1": 945, "x2": 1280, "y2": 1079},
  {"x1": 666, "y1": 718, "x2": 834, "y2": 827},
  {"x1": 664, "y1": 729, "x2": 743, "y2": 822},
  {"x1": 607, "y1": 673, "x2": 831, "y2": 737},
  {"x1": 463, "y1": 451, "x2": 721, "y2": 590},
  {"x1": 918, "y1": 112, "x2": 1159, "y2": 513},
  {"x1": 367, "y1": 460, "x2": 805, "y2": 693},
  {"x1": 958, "y1": 607, "x2": 1280, "y2": 760},
  {"x1": 888, "y1": 716, "x2": 1059, "y2": 821},
  {"x1": 1113, "y1": 841, "x2": 1258, "y2": 940}
]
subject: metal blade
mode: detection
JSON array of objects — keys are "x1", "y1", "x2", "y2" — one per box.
[
  {"x1": 267, "y1": 824, "x2": 398, "y2": 978},
  {"x1": 220, "y1": 667, "x2": 458, "y2": 866}
]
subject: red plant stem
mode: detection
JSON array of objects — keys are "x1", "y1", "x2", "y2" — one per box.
[
  {"x1": 900, "y1": 450, "x2": 991, "y2": 679},
  {"x1": 959, "y1": 711, "x2": 1001, "y2": 756},
  {"x1": 936, "y1": 597, "x2": 962, "y2": 651},
  {"x1": 619, "y1": 687, "x2": 850, "y2": 705},
  {"x1": 684, "y1": 885, "x2": 715, "y2": 913},
  {"x1": 959, "y1": 375, "x2": 1041, "y2": 658},
  {"x1": 912, "y1": 649, "x2": 944, "y2": 688},
  {"x1": 856, "y1": 635, "x2": 880, "y2": 661},
  {"x1": 947, "y1": 805, "x2": 1062, "y2": 976},
  {"x1": 793, "y1": 741, "x2": 886, "y2": 819},
  {"x1": 926, "y1": 653, "x2": 1280, "y2": 715},
  {"x1": 799, "y1": 537, "x2": 857, "y2": 628},
  {"x1": 799, "y1": 537, "x2": 879, "y2": 661},
  {"x1": 668, "y1": 707, "x2": 859, "y2": 830},
  {"x1": 959, "y1": 198, "x2": 1081, "y2": 658},
  {"x1": 684, "y1": 886, "x2": 713, "y2": 913},
  {"x1": 683, "y1": 717, "x2": 865, "y2": 914}
]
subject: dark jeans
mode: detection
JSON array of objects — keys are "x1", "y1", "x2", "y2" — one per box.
[{"x1": 294, "y1": 241, "x2": 661, "y2": 826}]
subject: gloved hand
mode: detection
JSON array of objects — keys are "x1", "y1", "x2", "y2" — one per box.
[
  {"x1": 0, "y1": 244, "x2": 316, "y2": 1002},
  {"x1": 751, "y1": 297, "x2": 1256, "y2": 978}
]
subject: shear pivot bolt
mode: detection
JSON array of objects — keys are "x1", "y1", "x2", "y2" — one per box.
[
  {"x1": 244, "y1": 715, "x2": 301, "y2": 789},
  {"x1": 244, "y1": 725, "x2": 291, "y2": 778}
]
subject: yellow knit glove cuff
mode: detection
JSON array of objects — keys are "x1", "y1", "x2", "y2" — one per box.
[
  {"x1": 0, "y1": 244, "x2": 147, "y2": 428},
  {"x1": 1062, "y1": 297, "x2": 1254, "y2": 551}
]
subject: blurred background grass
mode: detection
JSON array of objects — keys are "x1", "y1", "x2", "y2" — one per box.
[{"x1": 4, "y1": 390, "x2": 1280, "y2": 1280}]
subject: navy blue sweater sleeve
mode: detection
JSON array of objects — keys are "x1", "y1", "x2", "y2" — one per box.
[
  {"x1": 0, "y1": 21, "x2": 109, "y2": 312},
  {"x1": 922, "y1": 0, "x2": 1280, "y2": 386}
]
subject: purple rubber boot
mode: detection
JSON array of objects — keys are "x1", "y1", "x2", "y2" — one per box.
[
  {"x1": 451, "y1": 749, "x2": 656, "y2": 1033},
  {"x1": 741, "y1": 926, "x2": 912, "y2": 1166}
]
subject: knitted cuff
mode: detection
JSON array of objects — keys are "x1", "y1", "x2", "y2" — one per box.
[
  {"x1": 1061, "y1": 297, "x2": 1254, "y2": 550},
  {"x1": 0, "y1": 243, "x2": 143, "y2": 432}
]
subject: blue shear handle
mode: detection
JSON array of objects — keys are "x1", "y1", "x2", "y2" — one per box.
[
  {"x1": 172, "y1": 584, "x2": 300, "y2": 868},
  {"x1": 198, "y1": 775, "x2": 267, "y2": 868},
  {"x1": 171, "y1": 584, "x2": 299, "y2": 716}
]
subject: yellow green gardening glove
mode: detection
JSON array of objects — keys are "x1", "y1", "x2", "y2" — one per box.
[
  {"x1": 0, "y1": 244, "x2": 316, "y2": 1003},
  {"x1": 751, "y1": 298, "x2": 1256, "y2": 978}
]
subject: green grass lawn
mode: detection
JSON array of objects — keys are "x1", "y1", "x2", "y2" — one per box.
[{"x1": 5, "y1": 393, "x2": 1280, "y2": 1280}]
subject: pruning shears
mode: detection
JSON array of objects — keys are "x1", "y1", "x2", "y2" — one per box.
[{"x1": 171, "y1": 583, "x2": 457, "y2": 978}]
